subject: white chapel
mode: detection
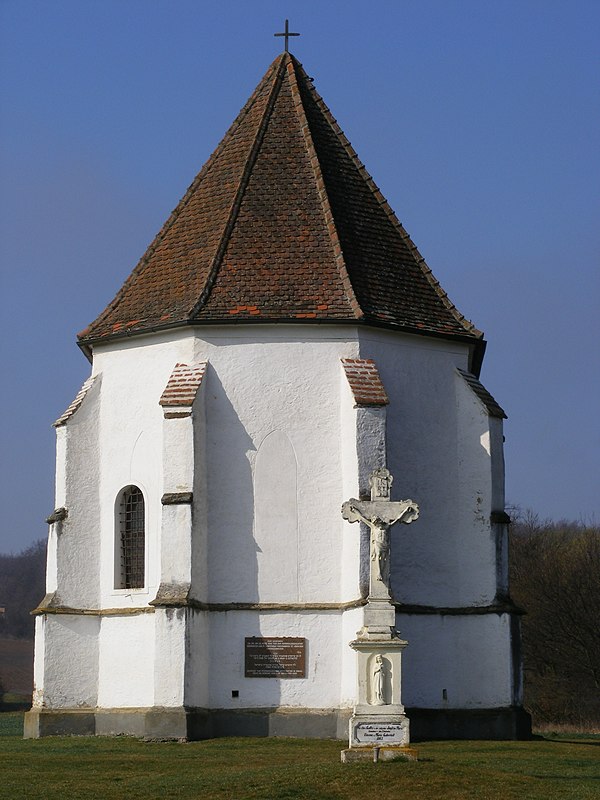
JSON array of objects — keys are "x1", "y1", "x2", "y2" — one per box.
[{"x1": 25, "y1": 50, "x2": 530, "y2": 741}]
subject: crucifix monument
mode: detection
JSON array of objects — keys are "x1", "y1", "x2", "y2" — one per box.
[{"x1": 341, "y1": 468, "x2": 419, "y2": 762}]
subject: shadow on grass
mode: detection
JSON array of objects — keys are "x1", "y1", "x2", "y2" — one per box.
[
  {"x1": 533, "y1": 733, "x2": 600, "y2": 748},
  {"x1": 0, "y1": 702, "x2": 29, "y2": 712},
  {"x1": 530, "y1": 775, "x2": 600, "y2": 781}
]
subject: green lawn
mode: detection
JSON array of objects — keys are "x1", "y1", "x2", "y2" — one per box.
[{"x1": 1, "y1": 713, "x2": 598, "y2": 800}]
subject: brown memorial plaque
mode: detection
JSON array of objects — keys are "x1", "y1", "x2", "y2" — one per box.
[{"x1": 245, "y1": 637, "x2": 306, "y2": 678}]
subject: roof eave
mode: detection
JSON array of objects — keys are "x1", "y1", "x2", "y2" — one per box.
[{"x1": 77, "y1": 316, "x2": 485, "y2": 365}]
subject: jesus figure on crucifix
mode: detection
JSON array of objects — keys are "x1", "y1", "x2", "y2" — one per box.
[
  {"x1": 342, "y1": 468, "x2": 419, "y2": 596},
  {"x1": 370, "y1": 522, "x2": 390, "y2": 584}
]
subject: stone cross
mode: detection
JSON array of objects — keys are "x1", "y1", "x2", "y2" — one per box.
[{"x1": 342, "y1": 468, "x2": 419, "y2": 600}]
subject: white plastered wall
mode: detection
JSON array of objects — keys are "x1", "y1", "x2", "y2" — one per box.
[
  {"x1": 189, "y1": 326, "x2": 364, "y2": 710},
  {"x1": 154, "y1": 608, "x2": 187, "y2": 707},
  {"x1": 206, "y1": 610, "x2": 343, "y2": 709},
  {"x1": 453, "y1": 370, "x2": 499, "y2": 605},
  {"x1": 54, "y1": 376, "x2": 102, "y2": 608},
  {"x1": 191, "y1": 390, "x2": 209, "y2": 601},
  {"x1": 34, "y1": 615, "x2": 100, "y2": 708},
  {"x1": 184, "y1": 610, "x2": 210, "y2": 708},
  {"x1": 97, "y1": 613, "x2": 156, "y2": 707},
  {"x1": 354, "y1": 329, "x2": 513, "y2": 710},
  {"x1": 160, "y1": 412, "x2": 195, "y2": 597},
  {"x1": 190, "y1": 326, "x2": 361, "y2": 606},
  {"x1": 91, "y1": 326, "x2": 366, "y2": 712},
  {"x1": 91, "y1": 332, "x2": 196, "y2": 610},
  {"x1": 33, "y1": 375, "x2": 102, "y2": 708},
  {"x1": 359, "y1": 329, "x2": 500, "y2": 608},
  {"x1": 43, "y1": 322, "x2": 513, "y2": 716},
  {"x1": 399, "y1": 613, "x2": 514, "y2": 708},
  {"x1": 339, "y1": 365, "x2": 361, "y2": 600}
]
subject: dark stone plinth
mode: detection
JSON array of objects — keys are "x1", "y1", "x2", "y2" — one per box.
[
  {"x1": 24, "y1": 709, "x2": 95, "y2": 738},
  {"x1": 209, "y1": 708, "x2": 350, "y2": 739},
  {"x1": 23, "y1": 706, "x2": 351, "y2": 741},
  {"x1": 406, "y1": 706, "x2": 532, "y2": 741},
  {"x1": 23, "y1": 705, "x2": 531, "y2": 741}
]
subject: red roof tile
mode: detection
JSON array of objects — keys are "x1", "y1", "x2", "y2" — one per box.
[
  {"x1": 159, "y1": 362, "x2": 207, "y2": 407},
  {"x1": 342, "y1": 358, "x2": 389, "y2": 407},
  {"x1": 54, "y1": 376, "x2": 97, "y2": 427},
  {"x1": 80, "y1": 53, "x2": 483, "y2": 358}
]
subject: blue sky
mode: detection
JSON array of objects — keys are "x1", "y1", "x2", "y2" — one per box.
[{"x1": 1, "y1": 0, "x2": 598, "y2": 552}]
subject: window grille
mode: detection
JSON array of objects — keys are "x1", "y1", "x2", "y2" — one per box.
[{"x1": 119, "y1": 486, "x2": 145, "y2": 589}]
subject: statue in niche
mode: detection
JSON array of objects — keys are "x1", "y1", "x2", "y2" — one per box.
[{"x1": 372, "y1": 654, "x2": 388, "y2": 705}]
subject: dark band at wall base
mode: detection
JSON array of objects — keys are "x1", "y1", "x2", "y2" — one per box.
[
  {"x1": 24, "y1": 705, "x2": 531, "y2": 741},
  {"x1": 407, "y1": 706, "x2": 532, "y2": 741},
  {"x1": 23, "y1": 707, "x2": 350, "y2": 740}
]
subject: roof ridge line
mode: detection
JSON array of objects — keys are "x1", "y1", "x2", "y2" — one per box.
[
  {"x1": 287, "y1": 57, "x2": 362, "y2": 320},
  {"x1": 294, "y1": 60, "x2": 482, "y2": 340},
  {"x1": 189, "y1": 55, "x2": 288, "y2": 318},
  {"x1": 79, "y1": 57, "x2": 284, "y2": 339}
]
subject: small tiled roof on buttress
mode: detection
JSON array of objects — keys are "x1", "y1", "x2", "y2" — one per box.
[{"x1": 79, "y1": 52, "x2": 483, "y2": 351}]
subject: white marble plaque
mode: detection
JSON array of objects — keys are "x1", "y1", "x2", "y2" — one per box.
[{"x1": 354, "y1": 722, "x2": 407, "y2": 744}]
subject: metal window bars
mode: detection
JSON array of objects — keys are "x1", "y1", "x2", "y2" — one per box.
[{"x1": 120, "y1": 486, "x2": 145, "y2": 589}]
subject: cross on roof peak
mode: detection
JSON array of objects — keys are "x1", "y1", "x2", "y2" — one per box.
[{"x1": 274, "y1": 19, "x2": 300, "y2": 52}]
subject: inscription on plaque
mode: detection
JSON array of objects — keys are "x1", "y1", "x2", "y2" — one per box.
[
  {"x1": 354, "y1": 722, "x2": 407, "y2": 744},
  {"x1": 245, "y1": 637, "x2": 306, "y2": 678}
]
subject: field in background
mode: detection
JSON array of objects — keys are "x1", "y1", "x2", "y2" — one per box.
[
  {"x1": 0, "y1": 639, "x2": 33, "y2": 700},
  {"x1": 1, "y1": 713, "x2": 598, "y2": 800}
]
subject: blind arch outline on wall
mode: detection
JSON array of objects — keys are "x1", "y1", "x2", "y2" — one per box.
[{"x1": 253, "y1": 430, "x2": 299, "y2": 602}]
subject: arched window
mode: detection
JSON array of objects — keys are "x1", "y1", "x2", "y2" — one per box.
[{"x1": 116, "y1": 485, "x2": 145, "y2": 589}]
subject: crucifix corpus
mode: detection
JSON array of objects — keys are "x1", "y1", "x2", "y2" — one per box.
[
  {"x1": 342, "y1": 468, "x2": 418, "y2": 603},
  {"x1": 340, "y1": 468, "x2": 420, "y2": 762}
]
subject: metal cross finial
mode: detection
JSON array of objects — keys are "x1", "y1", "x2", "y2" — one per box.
[{"x1": 274, "y1": 19, "x2": 300, "y2": 52}]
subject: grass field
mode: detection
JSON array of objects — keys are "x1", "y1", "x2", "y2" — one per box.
[{"x1": 1, "y1": 713, "x2": 598, "y2": 800}]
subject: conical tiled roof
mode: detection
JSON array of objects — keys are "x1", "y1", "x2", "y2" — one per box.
[{"x1": 79, "y1": 52, "x2": 484, "y2": 359}]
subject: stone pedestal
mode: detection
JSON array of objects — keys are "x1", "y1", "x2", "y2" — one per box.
[
  {"x1": 340, "y1": 634, "x2": 415, "y2": 761},
  {"x1": 341, "y1": 745, "x2": 418, "y2": 763}
]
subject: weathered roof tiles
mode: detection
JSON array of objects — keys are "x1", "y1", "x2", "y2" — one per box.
[
  {"x1": 159, "y1": 362, "x2": 208, "y2": 408},
  {"x1": 79, "y1": 52, "x2": 483, "y2": 364},
  {"x1": 54, "y1": 375, "x2": 98, "y2": 427},
  {"x1": 342, "y1": 358, "x2": 389, "y2": 407}
]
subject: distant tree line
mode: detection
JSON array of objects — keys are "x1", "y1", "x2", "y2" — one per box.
[
  {"x1": 0, "y1": 539, "x2": 46, "y2": 639},
  {"x1": 509, "y1": 511, "x2": 600, "y2": 728},
  {"x1": 1, "y1": 518, "x2": 599, "y2": 729}
]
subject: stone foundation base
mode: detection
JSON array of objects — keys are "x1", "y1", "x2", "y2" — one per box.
[
  {"x1": 24, "y1": 705, "x2": 531, "y2": 741},
  {"x1": 341, "y1": 745, "x2": 418, "y2": 763},
  {"x1": 406, "y1": 706, "x2": 532, "y2": 740},
  {"x1": 24, "y1": 706, "x2": 351, "y2": 741}
]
